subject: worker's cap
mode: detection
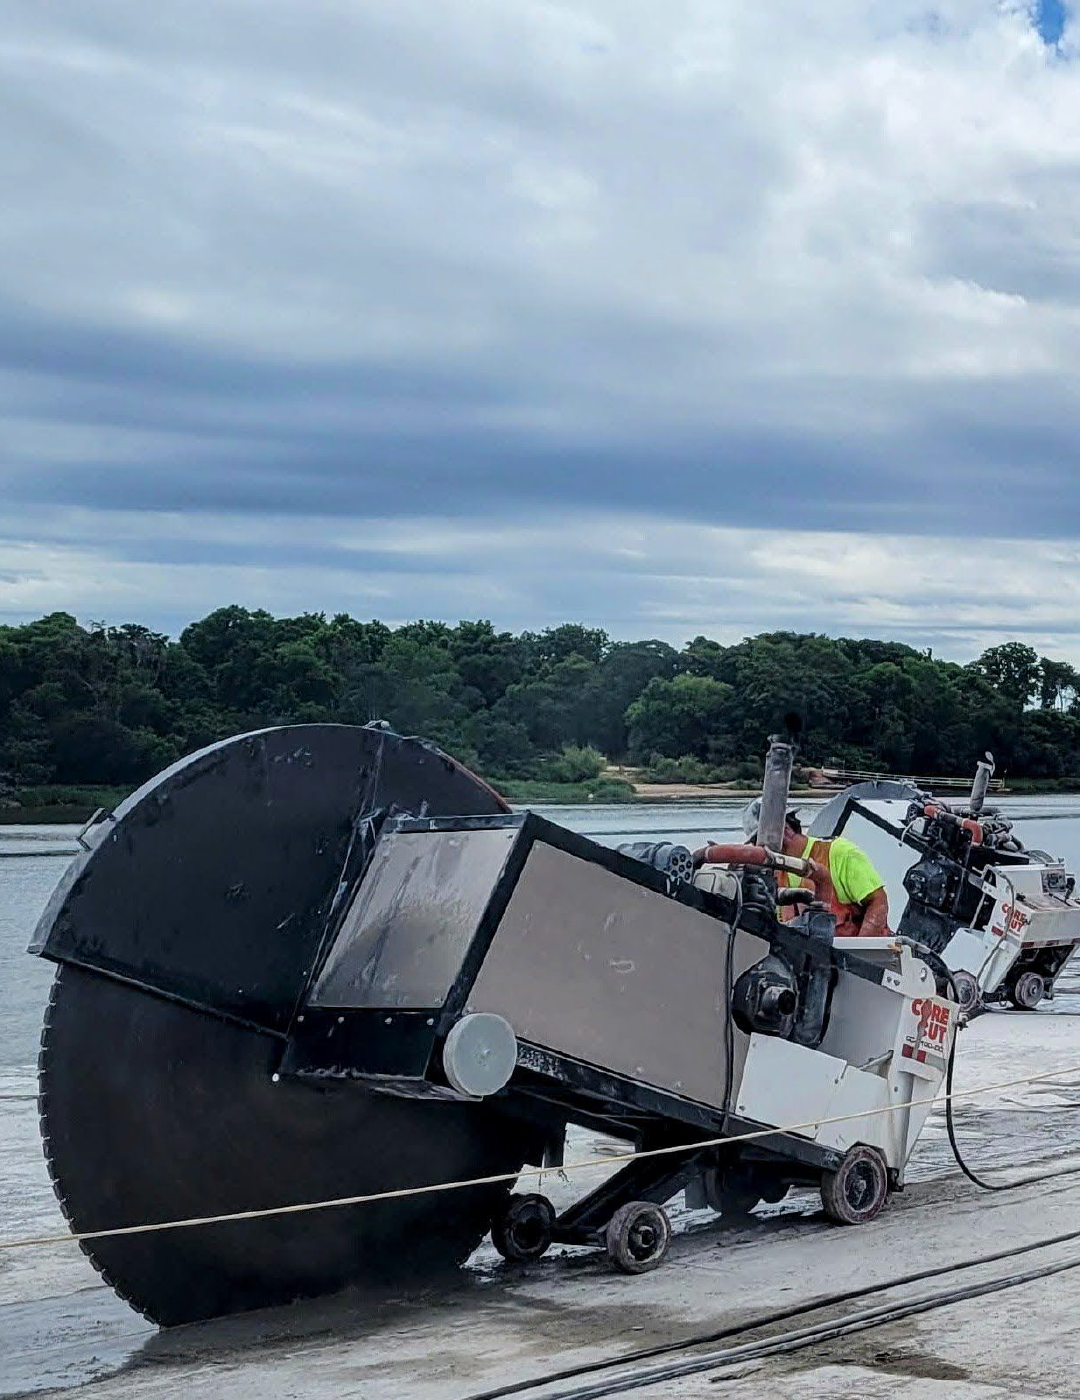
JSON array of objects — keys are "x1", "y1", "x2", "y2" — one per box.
[{"x1": 741, "y1": 798, "x2": 802, "y2": 840}]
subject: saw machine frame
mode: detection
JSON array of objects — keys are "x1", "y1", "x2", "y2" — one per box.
[
  {"x1": 283, "y1": 810, "x2": 956, "y2": 1259},
  {"x1": 25, "y1": 725, "x2": 960, "y2": 1318}
]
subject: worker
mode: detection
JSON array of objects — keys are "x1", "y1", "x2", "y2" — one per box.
[{"x1": 741, "y1": 800, "x2": 891, "y2": 938}]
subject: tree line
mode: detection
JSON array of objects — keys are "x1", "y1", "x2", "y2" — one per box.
[{"x1": 1, "y1": 607, "x2": 1078, "y2": 792}]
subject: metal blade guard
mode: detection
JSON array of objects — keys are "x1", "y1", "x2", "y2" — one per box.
[{"x1": 286, "y1": 811, "x2": 753, "y2": 1117}]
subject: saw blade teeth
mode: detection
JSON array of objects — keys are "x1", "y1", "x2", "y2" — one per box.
[
  {"x1": 37, "y1": 967, "x2": 159, "y2": 1324},
  {"x1": 34, "y1": 963, "x2": 527, "y2": 1326}
]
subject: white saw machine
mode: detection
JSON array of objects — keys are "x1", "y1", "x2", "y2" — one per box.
[{"x1": 809, "y1": 757, "x2": 1080, "y2": 1013}]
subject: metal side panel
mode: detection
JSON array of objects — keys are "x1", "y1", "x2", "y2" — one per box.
[
  {"x1": 466, "y1": 840, "x2": 763, "y2": 1111},
  {"x1": 735, "y1": 1035, "x2": 849, "y2": 1141},
  {"x1": 815, "y1": 1065, "x2": 893, "y2": 1159},
  {"x1": 817, "y1": 955, "x2": 905, "y2": 1070},
  {"x1": 30, "y1": 725, "x2": 508, "y2": 1032},
  {"x1": 312, "y1": 826, "x2": 518, "y2": 1009}
]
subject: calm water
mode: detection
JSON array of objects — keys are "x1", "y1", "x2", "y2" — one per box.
[{"x1": 4, "y1": 796, "x2": 1080, "y2": 1074}]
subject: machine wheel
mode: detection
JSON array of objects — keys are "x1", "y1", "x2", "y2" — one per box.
[
  {"x1": 820, "y1": 1146, "x2": 889, "y2": 1226},
  {"x1": 951, "y1": 970, "x2": 983, "y2": 1016},
  {"x1": 1009, "y1": 970, "x2": 1046, "y2": 1011},
  {"x1": 605, "y1": 1201, "x2": 671, "y2": 1274},
  {"x1": 491, "y1": 1193, "x2": 555, "y2": 1262},
  {"x1": 701, "y1": 1168, "x2": 760, "y2": 1217}
]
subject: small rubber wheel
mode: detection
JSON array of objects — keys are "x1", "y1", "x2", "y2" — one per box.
[
  {"x1": 491, "y1": 1193, "x2": 555, "y2": 1262},
  {"x1": 820, "y1": 1146, "x2": 889, "y2": 1225},
  {"x1": 605, "y1": 1201, "x2": 671, "y2": 1274},
  {"x1": 1009, "y1": 970, "x2": 1045, "y2": 1011},
  {"x1": 952, "y1": 970, "x2": 982, "y2": 1016}
]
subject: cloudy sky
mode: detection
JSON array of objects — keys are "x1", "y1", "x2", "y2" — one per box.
[{"x1": 3, "y1": 0, "x2": 1080, "y2": 660}]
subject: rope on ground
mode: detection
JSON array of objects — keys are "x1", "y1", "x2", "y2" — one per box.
[{"x1": 2, "y1": 1059, "x2": 1080, "y2": 1254}]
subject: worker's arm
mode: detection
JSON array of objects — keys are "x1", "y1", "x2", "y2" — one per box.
[
  {"x1": 830, "y1": 838, "x2": 891, "y2": 936},
  {"x1": 858, "y1": 886, "x2": 890, "y2": 937}
]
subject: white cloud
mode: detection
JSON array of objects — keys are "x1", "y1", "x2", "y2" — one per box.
[
  {"x1": 2, "y1": 1, "x2": 1080, "y2": 650},
  {"x1": 3, "y1": 508, "x2": 1079, "y2": 666}
]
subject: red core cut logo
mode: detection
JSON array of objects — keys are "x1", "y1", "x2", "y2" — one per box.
[
  {"x1": 902, "y1": 997, "x2": 951, "y2": 1066},
  {"x1": 910, "y1": 998, "x2": 950, "y2": 1042}
]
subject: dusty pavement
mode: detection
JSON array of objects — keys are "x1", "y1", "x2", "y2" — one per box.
[{"x1": 4, "y1": 986, "x2": 1080, "y2": 1400}]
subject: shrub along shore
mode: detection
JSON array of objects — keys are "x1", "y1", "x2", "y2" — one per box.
[{"x1": 4, "y1": 774, "x2": 1078, "y2": 826}]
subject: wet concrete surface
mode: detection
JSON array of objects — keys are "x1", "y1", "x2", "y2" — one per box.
[
  {"x1": 4, "y1": 997, "x2": 1080, "y2": 1399},
  {"x1": 5, "y1": 819, "x2": 1080, "y2": 1398}
]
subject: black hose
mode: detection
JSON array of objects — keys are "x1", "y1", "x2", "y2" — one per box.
[
  {"x1": 889, "y1": 937, "x2": 1080, "y2": 1191},
  {"x1": 464, "y1": 1220, "x2": 1080, "y2": 1400},
  {"x1": 560, "y1": 1248, "x2": 1080, "y2": 1400},
  {"x1": 546, "y1": 1250, "x2": 1080, "y2": 1400},
  {"x1": 945, "y1": 1032, "x2": 1080, "y2": 1191},
  {"x1": 464, "y1": 1231, "x2": 1080, "y2": 1400}
]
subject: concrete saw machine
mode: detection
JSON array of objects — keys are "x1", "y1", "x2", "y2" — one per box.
[
  {"x1": 30, "y1": 725, "x2": 957, "y2": 1325},
  {"x1": 809, "y1": 756, "x2": 1080, "y2": 1013}
]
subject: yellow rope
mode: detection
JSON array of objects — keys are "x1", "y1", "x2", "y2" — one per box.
[{"x1": 2, "y1": 1060, "x2": 1078, "y2": 1253}]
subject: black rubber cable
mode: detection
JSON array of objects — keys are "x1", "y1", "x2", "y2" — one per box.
[
  {"x1": 464, "y1": 1215, "x2": 1080, "y2": 1400},
  {"x1": 945, "y1": 1032, "x2": 1080, "y2": 1191},
  {"x1": 492, "y1": 1245, "x2": 1080, "y2": 1400},
  {"x1": 892, "y1": 935, "x2": 1080, "y2": 1191}
]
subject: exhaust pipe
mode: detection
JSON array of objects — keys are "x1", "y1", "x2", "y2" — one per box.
[
  {"x1": 756, "y1": 735, "x2": 795, "y2": 852},
  {"x1": 968, "y1": 752, "x2": 995, "y2": 817}
]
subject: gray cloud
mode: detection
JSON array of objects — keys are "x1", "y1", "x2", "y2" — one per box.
[{"x1": 1, "y1": 0, "x2": 1079, "y2": 657}]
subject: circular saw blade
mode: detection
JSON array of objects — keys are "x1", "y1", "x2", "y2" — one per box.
[
  {"x1": 33, "y1": 724, "x2": 529, "y2": 1325},
  {"x1": 40, "y1": 964, "x2": 526, "y2": 1325}
]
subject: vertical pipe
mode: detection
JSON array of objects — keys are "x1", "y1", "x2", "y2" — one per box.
[
  {"x1": 756, "y1": 736, "x2": 795, "y2": 852},
  {"x1": 968, "y1": 752, "x2": 995, "y2": 817}
]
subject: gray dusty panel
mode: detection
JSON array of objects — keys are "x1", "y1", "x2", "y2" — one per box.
[
  {"x1": 313, "y1": 827, "x2": 516, "y2": 1008},
  {"x1": 468, "y1": 842, "x2": 756, "y2": 1109}
]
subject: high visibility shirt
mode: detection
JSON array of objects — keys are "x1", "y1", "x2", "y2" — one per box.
[{"x1": 780, "y1": 836, "x2": 886, "y2": 935}]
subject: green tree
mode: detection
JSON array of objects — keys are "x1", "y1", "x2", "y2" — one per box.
[
  {"x1": 2, "y1": 609, "x2": 1079, "y2": 792},
  {"x1": 625, "y1": 674, "x2": 735, "y2": 762},
  {"x1": 971, "y1": 643, "x2": 1040, "y2": 709},
  {"x1": 589, "y1": 640, "x2": 677, "y2": 756},
  {"x1": 1038, "y1": 657, "x2": 1079, "y2": 712}
]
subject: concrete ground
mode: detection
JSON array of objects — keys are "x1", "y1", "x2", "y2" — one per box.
[{"x1": 4, "y1": 977, "x2": 1080, "y2": 1400}]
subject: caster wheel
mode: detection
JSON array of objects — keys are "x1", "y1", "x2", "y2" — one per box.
[
  {"x1": 952, "y1": 970, "x2": 983, "y2": 1016},
  {"x1": 605, "y1": 1201, "x2": 671, "y2": 1274},
  {"x1": 701, "y1": 1168, "x2": 760, "y2": 1217},
  {"x1": 821, "y1": 1146, "x2": 888, "y2": 1225},
  {"x1": 491, "y1": 1193, "x2": 555, "y2": 1262},
  {"x1": 1009, "y1": 970, "x2": 1045, "y2": 1011}
]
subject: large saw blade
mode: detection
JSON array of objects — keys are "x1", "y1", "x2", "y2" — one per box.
[
  {"x1": 39, "y1": 964, "x2": 525, "y2": 1325},
  {"x1": 32, "y1": 724, "x2": 530, "y2": 1325}
]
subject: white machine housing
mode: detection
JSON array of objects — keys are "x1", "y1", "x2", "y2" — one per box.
[
  {"x1": 944, "y1": 861, "x2": 1080, "y2": 998},
  {"x1": 735, "y1": 940, "x2": 952, "y2": 1180},
  {"x1": 696, "y1": 865, "x2": 954, "y2": 1182}
]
